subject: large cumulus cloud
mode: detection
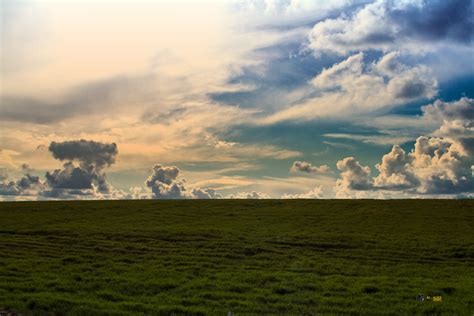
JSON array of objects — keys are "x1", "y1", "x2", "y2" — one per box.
[
  {"x1": 372, "y1": 145, "x2": 420, "y2": 190},
  {"x1": 0, "y1": 139, "x2": 126, "y2": 200},
  {"x1": 423, "y1": 98, "x2": 474, "y2": 156},
  {"x1": 334, "y1": 98, "x2": 473, "y2": 197},
  {"x1": 145, "y1": 165, "x2": 190, "y2": 199},
  {"x1": 43, "y1": 140, "x2": 118, "y2": 197},
  {"x1": 335, "y1": 157, "x2": 373, "y2": 197}
]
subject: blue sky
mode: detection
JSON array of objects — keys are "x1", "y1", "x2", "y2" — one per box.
[{"x1": 1, "y1": 0, "x2": 473, "y2": 199}]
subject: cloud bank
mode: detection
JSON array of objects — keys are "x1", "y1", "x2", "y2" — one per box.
[{"x1": 335, "y1": 98, "x2": 474, "y2": 197}]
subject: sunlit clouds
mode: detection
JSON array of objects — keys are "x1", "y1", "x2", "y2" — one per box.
[{"x1": 1, "y1": 0, "x2": 473, "y2": 199}]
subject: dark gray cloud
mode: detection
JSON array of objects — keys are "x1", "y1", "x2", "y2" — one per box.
[
  {"x1": 17, "y1": 174, "x2": 41, "y2": 190},
  {"x1": 45, "y1": 139, "x2": 118, "y2": 195},
  {"x1": 0, "y1": 173, "x2": 43, "y2": 197},
  {"x1": 422, "y1": 97, "x2": 474, "y2": 122},
  {"x1": 390, "y1": 0, "x2": 473, "y2": 44},
  {"x1": 395, "y1": 80, "x2": 428, "y2": 99},
  {"x1": 49, "y1": 140, "x2": 117, "y2": 170},
  {"x1": 45, "y1": 162, "x2": 95, "y2": 190},
  {"x1": 0, "y1": 96, "x2": 75, "y2": 124},
  {"x1": 40, "y1": 187, "x2": 97, "y2": 199},
  {"x1": 290, "y1": 161, "x2": 331, "y2": 173},
  {"x1": 20, "y1": 163, "x2": 33, "y2": 172}
]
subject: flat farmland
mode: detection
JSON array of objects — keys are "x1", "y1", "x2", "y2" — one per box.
[{"x1": 0, "y1": 200, "x2": 473, "y2": 315}]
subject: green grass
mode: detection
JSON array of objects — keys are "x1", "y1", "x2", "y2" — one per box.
[{"x1": 0, "y1": 200, "x2": 473, "y2": 315}]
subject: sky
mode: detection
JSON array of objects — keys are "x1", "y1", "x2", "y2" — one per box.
[{"x1": 0, "y1": 0, "x2": 473, "y2": 200}]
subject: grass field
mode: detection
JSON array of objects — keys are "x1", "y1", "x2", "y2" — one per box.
[{"x1": 0, "y1": 200, "x2": 473, "y2": 315}]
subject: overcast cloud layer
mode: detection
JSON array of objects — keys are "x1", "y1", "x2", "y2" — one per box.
[{"x1": 1, "y1": 0, "x2": 473, "y2": 200}]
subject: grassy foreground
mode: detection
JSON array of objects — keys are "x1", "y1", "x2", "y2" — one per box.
[{"x1": 0, "y1": 200, "x2": 473, "y2": 315}]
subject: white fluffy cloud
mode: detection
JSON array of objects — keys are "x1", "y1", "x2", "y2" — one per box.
[
  {"x1": 261, "y1": 52, "x2": 437, "y2": 123},
  {"x1": 281, "y1": 186, "x2": 323, "y2": 199},
  {"x1": 144, "y1": 164, "x2": 223, "y2": 199},
  {"x1": 234, "y1": 0, "x2": 359, "y2": 26},
  {"x1": 423, "y1": 98, "x2": 474, "y2": 154},
  {"x1": 335, "y1": 134, "x2": 473, "y2": 197},
  {"x1": 308, "y1": 0, "x2": 473, "y2": 55},
  {"x1": 227, "y1": 191, "x2": 271, "y2": 199},
  {"x1": 373, "y1": 145, "x2": 419, "y2": 190},
  {"x1": 335, "y1": 157, "x2": 372, "y2": 198},
  {"x1": 145, "y1": 165, "x2": 192, "y2": 199}
]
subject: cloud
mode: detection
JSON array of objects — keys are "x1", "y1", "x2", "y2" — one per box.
[
  {"x1": 233, "y1": 0, "x2": 361, "y2": 29},
  {"x1": 0, "y1": 173, "x2": 44, "y2": 197},
  {"x1": 323, "y1": 133, "x2": 413, "y2": 146},
  {"x1": 423, "y1": 98, "x2": 474, "y2": 156},
  {"x1": 43, "y1": 139, "x2": 119, "y2": 197},
  {"x1": 144, "y1": 164, "x2": 221, "y2": 199},
  {"x1": 308, "y1": 0, "x2": 473, "y2": 56},
  {"x1": 312, "y1": 52, "x2": 437, "y2": 102},
  {"x1": 45, "y1": 162, "x2": 93, "y2": 189},
  {"x1": 281, "y1": 186, "x2": 323, "y2": 198},
  {"x1": 335, "y1": 136, "x2": 473, "y2": 197},
  {"x1": 335, "y1": 157, "x2": 373, "y2": 197},
  {"x1": 290, "y1": 161, "x2": 331, "y2": 173},
  {"x1": 48, "y1": 139, "x2": 118, "y2": 169},
  {"x1": 411, "y1": 136, "x2": 472, "y2": 194},
  {"x1": 422, "y1": 97, "x2": 474, "y2": 123},
  {"x1": 203, "y1": 134, "x2": 303, "y2": 161},
  {"x1": 20, "y1": 163, "x2": 33, "y2": 172},
  {"x1": 0, "y1": 75, "x2": 154, "y2": 124},
  {"x1": 260, "y1": 52, "x2": 437, "y2": 123},
  {"x1": 191, "y1": 188, "x2": 223, "y2": 199},
  {"x1": 227, "y1": 191, "x2": 271, "y2": 199},
  {"x1": 145, "y1": 165, "x2": 190, "y2": 199},
  {"x1": 333, "y1": 97, "x2": 473, "y2": 197},
  {"x1": 127, "y1": 187, "x2": 152, "y2": 200},
  {"x1": 372, "y1": 145, "x2": 420, "y2": 190},
  {"x1": 0, "y1": 140, "x2": 125, "y2": 199}
]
